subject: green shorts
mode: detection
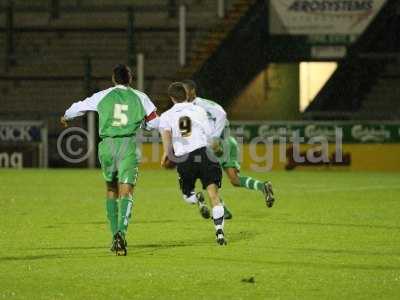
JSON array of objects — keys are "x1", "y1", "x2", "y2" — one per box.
[
  {"x1": 98, "y1": 136, "x2": 139, "y2": 185},
  {"x1": 217, "y1": 136, "x2": 241, "y2": 171}
]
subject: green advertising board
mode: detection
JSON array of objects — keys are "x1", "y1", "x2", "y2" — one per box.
[{"x1": 229, "y1": 122, "x2": 400, "y2": 144}]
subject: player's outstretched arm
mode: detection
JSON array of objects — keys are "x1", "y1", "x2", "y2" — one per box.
[
  {"x1": 64, "y1": 97, "x2": 97, "y2": 120},
  {"x1": 62, "y1": 88, "x2": 111, "y2": 123}
]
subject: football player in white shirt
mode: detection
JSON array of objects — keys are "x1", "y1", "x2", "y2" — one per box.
[
  {"x1": 159, "y1": 82, "x2": 227, "y2": 245},
  {"x1": 182, "y1": 80, "x2": 275, "y2": 208}
]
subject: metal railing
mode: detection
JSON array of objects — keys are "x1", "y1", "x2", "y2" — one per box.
[
  {"x1": 2, "y1": 1, "x2": 227, "y2": 71},
  {"x1": 2, "y1": 6, "x2": 139, "y2": 74},
  {"x1": 127, "y1": 8, "x2": 136, "y2": 68},
  {"x1": 218, "y1": 0, "x2": 225, "y2": 18},
  {"x1": 179, "y1": 4, "x2": 187, "y2": 67},
  {"x1": 50, "y1": 0, "x2": 60, "y2": 20}
]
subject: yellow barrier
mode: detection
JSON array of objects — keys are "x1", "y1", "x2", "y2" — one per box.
[{"x1": 138, "y1": 144, "x2": 400, "y2": 172}]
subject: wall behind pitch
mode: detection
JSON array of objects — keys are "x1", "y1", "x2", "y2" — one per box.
[
  {"x1": 138, "y1": 144, "x2": 400, "y2": 172},
  {"x1": 239, "y1": 144, "x2": 400, "y2": 172}
]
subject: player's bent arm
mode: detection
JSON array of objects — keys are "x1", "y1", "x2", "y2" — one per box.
[
  {"x1": 198, "y1": 108, "x2": 223, "y2": 154},
  {"x1": 209, "y1": 110, "x2": 226, "y2": 155},
  {"x1": 158, "y1": 113, "x2": 173, "y2": 166},
  {"x1": 134, "y1": 90, "x2": 160, "y2": 130},
  {"x1": 212, "y1": 110, "x2": 227, "y2": 139},
  {"x1": 160, "y1": 129, "x2": 172, "y2": 153},
  {"x1": 160, "y1": 129, "x2": 172, "y2": 167},
  {"x1": 198, "y1": 108, "x2": 213, "y2": 140},
  {"x1": 195, "y1": 97, "x2": 227, "y2": 138},
  {"x1": 143, "y1": 111, "x2": 160, "y2": 130},
  {"x1": 135, "y1": 90, "x2": 158, "y2": 119}
]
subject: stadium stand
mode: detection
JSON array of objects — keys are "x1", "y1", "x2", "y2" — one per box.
[
  {"x1": 0, "y1": 0, "x2": 257, "y2": 166},
  {"x1": 2, "y1": 0, "x2": 398, "y2": 167}
]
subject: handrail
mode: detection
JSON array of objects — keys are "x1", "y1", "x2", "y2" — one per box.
[
  {"x1": 127, "y1": 7, "x2": 136, "y2": 67},
  {"x1": 179, "y1": 4, "x2": 186, "y2": 67},
  {"x1": 83, "y1": 56, "x2": 93, "y2": 97},
  {"x1": 82, "y1": 55, "x2": 96, "y2": 168},
  {"x1": 217, "y1": 0, "x2": 225, "y2": 18},
  {"x1": 168, "y1": 0, "x2": 177, "y2": 18},
  {"x1": 50, "y1": 0, "x2": 60, "y2": 20},
  {"x1": 83, "y1": 56, "x2": 96, "y2": 168},
  {"x1": 137, "y1": 53, "x2": 144, "y2": 91}
]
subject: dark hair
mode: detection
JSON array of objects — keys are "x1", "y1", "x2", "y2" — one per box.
[
  {"x1": 113, "y1": 64, "x2": 132, "y2": 85},
  {"x1": 168, "y1": 82, "x2": 187, "y2": 103},
  {"x1": 182, "y1": 79, "x2": 197, "y2": 92}
]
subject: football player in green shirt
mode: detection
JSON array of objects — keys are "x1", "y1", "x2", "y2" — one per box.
[{"x1": 61, "y1": 64, "x2": 159, "y2": 255}]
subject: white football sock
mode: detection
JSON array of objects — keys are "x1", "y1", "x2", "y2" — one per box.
[{"x1": 212, "y1": 204, "x2": 224, "y2": 231}]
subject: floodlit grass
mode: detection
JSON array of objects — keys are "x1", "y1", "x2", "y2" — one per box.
[{"x1": 0, "y1": 169, "x2": 399, "y2": 299}]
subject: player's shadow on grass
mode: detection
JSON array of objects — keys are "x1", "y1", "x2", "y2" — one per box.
[
  {"x1": 21, "y1": 243, "x2": 191, "y2": 255},
  {"x1": 55, "y1": 220, "x2": 177, "y2": 226},
  {"x1": 0, "y1": 254, "x2": 63, "y2": 262},
  {"x1": 57, "y1": 221, "x2": 106, "y2": 226},
  {"x1": 132, "y1": 242, "x2": 194, "y2": 250},
  {"x1": 33, "y1": 246, "x2": 106, "y2": 251},
  {"x1": 219, "y1": 230, "x2": 258, "y2": 243},
  {"x1": 2, "y1": 241, "x2": 197, "y2": 262},
  {"x1": 134, "y1": 219, "x2": 177, "y2": 224},
  {"x1": 131, "y1": 231, "x2": 258, "y2": 250}
]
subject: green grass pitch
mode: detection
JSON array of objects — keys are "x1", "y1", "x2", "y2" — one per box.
[{"x1": 0, "y1": 169, "x2": 400, "y2": 299}]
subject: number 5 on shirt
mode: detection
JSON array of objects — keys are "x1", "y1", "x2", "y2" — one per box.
[{"x1": 112, "y1": 104, "x2": 128, "y2": 127}]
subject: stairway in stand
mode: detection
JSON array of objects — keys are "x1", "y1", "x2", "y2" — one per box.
[{"x1": 177, "y1": 0, "x2": 256, "y2": 80}]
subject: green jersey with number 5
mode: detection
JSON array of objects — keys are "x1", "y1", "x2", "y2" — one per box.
[{"x1": 64, "y1": 85, "x2": 158, "y2": 138}]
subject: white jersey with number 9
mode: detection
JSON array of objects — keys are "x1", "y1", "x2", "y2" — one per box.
[{"x1": 159, "y1": 102, "x2": 212, "y2": 156}]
